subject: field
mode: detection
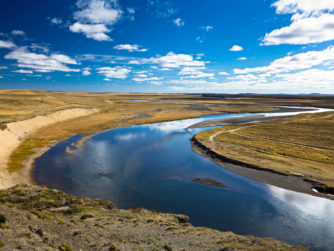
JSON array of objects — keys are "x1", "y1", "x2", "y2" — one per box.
[
  {"x1": 195, "y1": 111, "x2": 334, "y2": 192},
  {"x1": 1, "y1": 90, "x2": 334, "y2": 190}
]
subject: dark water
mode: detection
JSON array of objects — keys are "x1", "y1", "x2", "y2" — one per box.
[{"x1": 34, "y1": 112, "x2": 334, "y2": 251}]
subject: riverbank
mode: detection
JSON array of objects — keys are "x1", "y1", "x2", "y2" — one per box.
[
  {"x1": 0, "y1": 108, "x2": 97, "y2": 189},
  {"x1": 193, "y1": 110, "x2": 334, "y2": 199},
  {"x1": 0, "y1": 184, "x2": 306, "y2": 250},
  {"x1": 5, "y1": 91, "x2": 299, "y2": 191}
]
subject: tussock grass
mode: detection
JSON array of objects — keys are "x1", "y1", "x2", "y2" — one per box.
[
  {"x1": 8, "y1": 138, "x2": 50, "y2": 173},
  {"x1": 195, "y1": 111, "x2": 334, "y2": 187}
]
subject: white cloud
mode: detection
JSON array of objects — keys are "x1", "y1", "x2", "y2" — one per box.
[
  {"x1": 13, "y1": 69, "x2": 33, "y2": 74},
  {"x1": 170, "y1": 79, "x2": 217, "y2": 86},
  {"x1": 237, "y1": 57, "x2": 247, "y2": 61},
  {"x1": 97, "y1": 66, "x2": 130, "y2": 80},
  {"x1": 0, "y1": 76, "x2": 3, "y2": 79},
  {"x1": 70, "y1": 0, "x2": 122, "y2": 41},
  {"x1": 0, "y1": 66, "x2": 8, "y2": 70},
  {"x1": 132, "y1": 76, "x2": 163, "y2": 82},
  {"x1": 74, "y1": 0, "x2": 122, "y2": 25},
  {"x1": 229, "y1": 45, "x2": 243, "y2": 51},
  {"x1": 134, "y1": 70, "x2": 148, "y2": 74},
  {"x1": 70, "y1": 22, "x2": 111, "y2": 41},
  {"x1": 202, "y1": 25, "x2": 213, "y2": 31},
  {"x1": 263, "y1": 0, "x2": 334, "y2": 45},
  {"x1": 30, "y1": 43, "x2": 50, "y2": 53},
  {"x1": 196, "y1": 53, "x2": 204, "y2": 59},
  {"x1": 218, "y1": 71, "x2": 229, "y2": 76},
  {"x1": 151, "y1": 52, "x2": 206, "y2": 68},
  {"x1": 50, "y1": 17, "x2": 63, "y2": 25},
  {"x1": 82, "y1": 68, "x2": 91, "y2": 76},
  {"x1": 114, "y1": 44, "x2": 147, "y2": 52},
  {"x1": 137, "y1": 74, "x2": 148, "y2": 78},
  {"x1": 11, "y1": 30, "x2": 25, "y2": 36},
  {"x1": 0, "y1": 40, "x2": 16, "y2": 49},
  {"x1": 272, "y1": 0, "x2": 334, "y2": 15},
  {"x1": 262, "y1": 14, "x2": 334, "y2": 45},
  {"x1": 5, "y1": 47, "x2": 80, "y2": 73},
  {"x1": 128, "y1": 60, "x2": 141, "y2": 65},
  {"x1": 173, "y1": 18, "x2": 184, "y2": 27},
  {"x1": 169, "y1": 68, "x2": 334, "y2": 93},
  {"x1": 234, "y1": 46, "x2": 334, "y2": 74},
  {"x1": 150, "y1": 81, "x2": 163, "y2": 85},
  {"x1": 178, "y1": 67, "x2": 214, "y2": 78}
]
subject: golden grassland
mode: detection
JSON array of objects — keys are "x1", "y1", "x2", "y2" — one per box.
[
  {"x1": 195, "y1": 111, "x2": 334, "y2": 189},
  {"x1": 1, "y1": 90, "x2": 273, "y2": 174},
  {"x1": 2, "y1": 90, "x2": 334, "y2": 179}
]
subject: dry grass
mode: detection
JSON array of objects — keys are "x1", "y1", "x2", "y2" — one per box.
[
  {"x1": 2, "y1": 90, "x2": 334, "y2": 177},
  {"x1": 195, "y1": 111, "x2": 334, "y2": 187}
]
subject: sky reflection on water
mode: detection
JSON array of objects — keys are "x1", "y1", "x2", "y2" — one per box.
[{"x1": 34, "y1": 111, "x2": 334, "y2": 251}]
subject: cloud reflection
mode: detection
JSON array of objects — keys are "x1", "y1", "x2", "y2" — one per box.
[
  {"x1": 268, "y1": 185, "x2": 334, "y2": 218},
  {"x1": 144, "y1": 118, "x2": 204, "y2": 131}
]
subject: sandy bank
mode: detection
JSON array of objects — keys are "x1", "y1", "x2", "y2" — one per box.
[{"x1": 0, "y1": 108, "x2": 97, "y2": 189}]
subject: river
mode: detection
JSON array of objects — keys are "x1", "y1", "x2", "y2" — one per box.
[{"x1": 34, "y1": 108, "x2": 334, "y2": 251}]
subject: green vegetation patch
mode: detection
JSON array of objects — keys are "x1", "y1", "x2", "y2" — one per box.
[{"x1": 8, "y1": 138, "x2": 50, "y2": 173}]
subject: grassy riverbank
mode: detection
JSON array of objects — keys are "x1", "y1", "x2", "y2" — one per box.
[
  {"x1": 2, "y1": 90, "x2": 334, "y2": 187},
  {"x1": 194, "y1": 111, "x2": 334, "y2": 194},
  {"x1": 0, "y1": 184, "x2": 306, "y2": 250},
  {"x1": 2, "y1": 90, "x2": 281, "y2": 178}
]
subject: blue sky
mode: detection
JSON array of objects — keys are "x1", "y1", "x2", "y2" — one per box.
[{"x1": 0, "y1": 0, "x2": 334, "y2": 93}]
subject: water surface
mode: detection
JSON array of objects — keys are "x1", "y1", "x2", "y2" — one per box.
[{"x1": 34, "y1": 110, "x2": 334, "y2": 251}]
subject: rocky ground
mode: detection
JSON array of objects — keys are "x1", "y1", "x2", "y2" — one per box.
[{"x1": 0, "y1": 185, "x2": 306, "y2": 251}]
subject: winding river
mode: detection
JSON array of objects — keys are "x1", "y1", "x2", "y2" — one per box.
[{"x1": 34, "y1": 108, "x2": 334, "y2": 251}]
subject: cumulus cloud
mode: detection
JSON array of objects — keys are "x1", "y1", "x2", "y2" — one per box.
[
  {"x1": 178, "y1": 67, "x2": 214, "y2": 78},
  {"x1": 173, "y1": 18, "x2": 184, "y2": 27},
  {"x1": 97, "y1": 66, "x2": 130, "y2": 80},
  {"x1": 151, "y1": 52, "x2": 206, "y2": 68},
  {"x1": 132, "y1": 76, "x2": 162, "y2": 82},
  {"x1": 69, "y1": 0, "x2": 122, "y2": 41},
  {"x1": 114, "y1": 44, "x2": 147, "y2": 52},
  {"x1": 263, "y1": 14, "x2": 334, "y2": 45},
  {"x1": 0, "y1": 66, "x2": 8, "y2": 70},
  {"x1": 218, "y1": 71, "x2": 229, "y2": 76},
  {"x1": 5, "y1": 47, "x2": 80, "y2": 73},
  {"x1": 234, "y1": 46, "x2": 334, "y2": 74},
  {"x1": 237, "y1": 57, "x2": 247, "y2": 61},
  {"x1": 70, "y1": 22, "x2": 111, "y2": 41},
  {"x1": 74, "y1": 0, "x2": 122, "y2": 24},
  {"x1": 224, "y1": 45, "x2": 334, "y2": 93},
  {"x1": 0, "y1": 40, "x2": 16, "y2": 49},
  {"x1": 229, "y1": 45, "x2": 243, "y2": 51},
  {"x1": 13, "y1": 69, "x2": 33, "y2": 74},
  {"x1": 82, "y1": 68, "x2": 91, "y2": 76},
  {"x1": 11, "y1": 30, "x2": 25, "y2": 36},
  {"x1": 272, "y1": 0, "x2": 334, "y2": 15},
  {"x1": 263, "y1": 0, "x2": 334, "y2": 45}
]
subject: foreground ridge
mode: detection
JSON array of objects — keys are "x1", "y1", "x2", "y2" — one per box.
[{"x1": 0, "y1": 185, "x2": 306, "y2": 251}]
